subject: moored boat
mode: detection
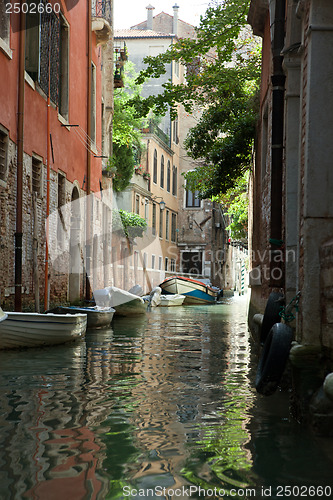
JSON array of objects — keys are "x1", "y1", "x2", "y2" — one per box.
[
  {"x1": 0, "y1": 309, "x2": 87, "y2": 350},
  {"x1": 159, "y1": 276, "x2": 219, "y2": 305},
  {"x1": 158, "y1": 294, "x2": 185, "y2": 307},
  {"x1": 48, "y1": 305, "x2": 115, "y2": 328},
  {"x1": 94, "y1": 286, "x2": 148, "y2": 316}
]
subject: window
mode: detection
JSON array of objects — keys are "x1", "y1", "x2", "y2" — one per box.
[
  {"x1": 0, "y1": 127, "x2": 8, "y2": 183},
  {"x1": 144, "y1": 199, "x2": 149, "y2": 220},
  {"x1": 174, "y1": 61, "x2": 180, "y2": 78},
  {"x1": 170, "y1": 259, "x2": 176, "y2": 272},
  {"x1": 172, "y1": 166, "x2": 177, "y2": 196},
  {"x1": 167, "y1": 161, "x2": 171, "y2": 192},
  {"x1": 185, "y1": 186, "x2": 200, "y2": 208},
  {"x1": 172, "y1": 117, "x2": 179, "y2": 144},
  {"x1": 152, "y1": 255, "x2": 155, "y2": 269},
  {"x1": 153, "y1": 149, "x2": 157, "y2": 184},
  {"x1": 32, "y1": 156, "x2": 43, "y2": 197},
  {"x1": 25, "y1": 10, "x2": 41, "y2": 82},
  {"x1": 0, "y1": 2, "x2": 10, "y2": 45},
  {"x1": 25, "y1": 8, "x2": 61, "y2": 105},
  {"x1": 159, "y1": 256, "x2": 162, "y2": 270},
  {"x1": 165, "y1": 257, "x2": 169, "y2": 271},
  {"x1": 160, "y1": 155, "x2": 164, "y2": 188},
  {"x1": 135, "y1": 194, "x2": 140, "y2": 214},
  {"x1": 165, "y1": 210, "x2": 169, "y2": 240},
  {"x1": 91, "y1": 62, "x2": 97, "y2": 144},
  {"x1": 159, "y1": 207, "x2": 163, "y2": 238},
  {"x1": 59, "y1": 14, "x2": 69, "y2": 119},
  {"x1": 152, "y1": 203, "x2": 156, "y2": 236},
  {"x1": 171, "y1": 213, "x2": 177, "y2": 242}
]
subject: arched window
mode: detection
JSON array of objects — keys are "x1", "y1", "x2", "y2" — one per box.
[
  {"x1": 153, "y1": 149, "x2": 158, "y2": 184},
  {"x1": 172, "y1": 166, "x2": 177, "y2": 196},
  {"x1": 167, "y1": 160, "x2": 171, "y2": 192},
  {"x1": 160, "y1": 155, "x2": 164, "y2": 188}
]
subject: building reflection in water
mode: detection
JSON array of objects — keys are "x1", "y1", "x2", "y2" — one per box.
[
  {"x1": 0, "y1": 300, "x2": 257, "y2": 499},
  {"x1": 0, "y1": 320, "x2": 145, "y2": 499}
]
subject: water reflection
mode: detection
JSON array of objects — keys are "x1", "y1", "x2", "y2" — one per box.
[{"x1": 0, "y1": 297, "x2": 333, "y2": 499}]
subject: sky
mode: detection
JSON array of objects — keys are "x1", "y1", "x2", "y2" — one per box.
[{"x1": 114, "y1": 0, "x2": 211, "y2": 30}]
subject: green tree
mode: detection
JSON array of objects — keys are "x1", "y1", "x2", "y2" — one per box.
[
  {"x1": 129, "y1": 0, "x2": 260, "y2": 198},
  {"x1": 110, "y1": 63, "x2": 147, "y2": 192},
  {"x1": 218, "y1": 174, "x2": 249, "y2": 240}
]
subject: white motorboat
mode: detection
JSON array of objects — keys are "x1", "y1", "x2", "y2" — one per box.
[
  {"x1": 158, "y1": 294, "x2": 185, "y2": 307},
  {"x1": 0, "y1": 308, "x2": 87, "y2": 350}
]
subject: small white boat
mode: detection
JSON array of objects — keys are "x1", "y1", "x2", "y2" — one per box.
[
  {"x1": 158, "y1": 294, "x2": 185, "y2": 307},
  {"x1": 0, "y1": 308, "x2": 87, "y2": 350},
  {"x1": 160, "y1": 276, "x2": 219, "y2": 305},
  {"x1": 48, "y1": 305, "x2": 115, "y2": 328},
  {"x1": 0, "y1": 308, "x2": 7, "y2": 323},
  {"x1": 94, "y1": 286, "x2": 148, "y2": 316}
]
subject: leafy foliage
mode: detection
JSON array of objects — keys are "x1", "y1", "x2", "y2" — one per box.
[
  {"x1": 113, "y1": 209, "x2": 148, "y2": 239},
  {"x1": 218, "y1": 174, "x2": 249, "y2": 240},
  {"x1": 128, "y1": 0, "x2": 260, "y2": 197},
  {"x1": 109, "y1": 63, "x2": 147, "y2": 192}
]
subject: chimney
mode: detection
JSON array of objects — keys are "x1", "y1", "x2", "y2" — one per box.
[
  {"x1": 172, "y1": 3, "x2": 179, "y2": 36},
  {"x1": 146, "y1": 4, "x2": 155, "y2": 30}
]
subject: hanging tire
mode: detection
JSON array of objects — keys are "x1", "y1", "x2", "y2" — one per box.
[
  {"x1": 256, "y1": 322, "x2": 293, "y2": 396},
  {"x1": 260, "y1": 291, "x2": 285, "y2": 344}
]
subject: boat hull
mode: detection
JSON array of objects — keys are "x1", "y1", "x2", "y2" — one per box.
[
  {"x1": 52, "y1": 306, "x2": 115, "y2": 328},
  {"x1": 114, "y1": 299, "x2": 148, "y2": 316},
  {"x1": 160, "y1": 277, "x2": 218, "y2": 304},
  {"x1": 158, "y1": 294, "x2": 185, "y2": 307},
  {"x1": 0, "y1": 312, "x2": 87, "y2": 350}
]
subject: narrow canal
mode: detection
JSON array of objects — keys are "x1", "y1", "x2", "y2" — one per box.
[{"x1": 0, "y1": 296, "x2": 333, "y2": 499}]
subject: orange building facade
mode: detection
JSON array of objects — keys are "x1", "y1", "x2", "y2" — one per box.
[{"x1": 0, "y1": 0, "x2": 113, "y2": 310}]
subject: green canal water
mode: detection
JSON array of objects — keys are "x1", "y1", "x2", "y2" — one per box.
[{"x1": 0, "y1": 295, "x2": 333, "y2": 499}]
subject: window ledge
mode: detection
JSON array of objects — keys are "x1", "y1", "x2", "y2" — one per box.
[
  {"x1": 91, "y1": 144, "x2": 98, "y2": 156},
  {"x1": 58, "y1": 113, "x2": 70, "y2": 129},
  {"x1": 25, "y1": 71, "x2": 35, "y2": 90},
  {"x1": 0, "y1": 38, "x2": 12, "y2": 59}
]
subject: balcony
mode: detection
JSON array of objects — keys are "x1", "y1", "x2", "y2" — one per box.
[
  {"x1": 142, "y1": 120, "x2": 170, "y2": 147},
  {"x1": 114, "y1": 42, "x2": 128, "y2": 88},
  {"x1": 92, "y1": 0, "x2": 112, "y2": 45}
]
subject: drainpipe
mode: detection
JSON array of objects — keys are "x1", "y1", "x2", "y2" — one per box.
[
  {"x1": 15, "y1": 11, "x2": 25, "y2": 312},
  {"x1": 86, "y1": 0, "x2": 92, "y2": 301},
  {"x1": 269, "y1": 0, "x2": 286, "y2": 288},
  {"x1": 44, "y1": 18, "x2": 52, "y2": 311}
]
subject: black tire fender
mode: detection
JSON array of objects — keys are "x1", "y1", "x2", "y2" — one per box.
[
  {"x1": 256, "y1": 323, "x2": 293, "y2": 396},
  {"x1": 260, "y1": 291, "x2": 285, "y2": 344}
]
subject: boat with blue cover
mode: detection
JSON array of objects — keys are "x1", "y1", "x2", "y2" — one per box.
[{"x1": 159, "y1": 276, "x2": 219, "y2": 304}]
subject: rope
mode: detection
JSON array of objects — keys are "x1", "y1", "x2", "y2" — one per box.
[{"x1": 279, "y1": 291, "x2": 301, "y2": 323}]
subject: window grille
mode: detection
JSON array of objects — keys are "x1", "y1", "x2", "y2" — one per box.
[
  {"x1": 0, "y1": 129, "x2": 8, "y2": 182},
  {"x1": 39, "y1": 10, "x2": 60, "y2": 105},
  {"x1": 32, "y1": 157, "x2": 42, "y2": 196}
]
